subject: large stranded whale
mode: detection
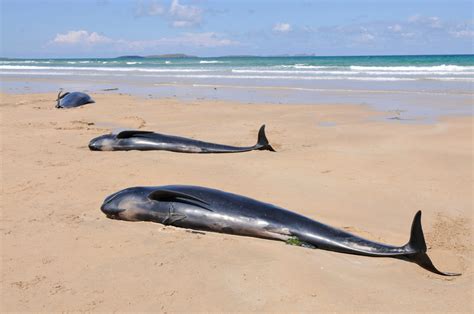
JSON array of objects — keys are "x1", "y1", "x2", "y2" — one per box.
[
  {"x1": 100, "y1": 185, "x2": 460, "y2": 276},
  {"x1": 56, "y1": 91, "x2": 95, "y2": 109},
  {"x1": 89, "y1": 125, "x2": 275, "y2": 153}
]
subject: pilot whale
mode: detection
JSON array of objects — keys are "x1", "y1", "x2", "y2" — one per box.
[
  {"x1": 89, "y1": 125, "x2": 275, "y2": 153},
  {"x1": 56, "y1": 91, "x2": 95, "y2": 109},
  {"x1": 100, "y1": 185, "x2": 460, "y2": 276}
]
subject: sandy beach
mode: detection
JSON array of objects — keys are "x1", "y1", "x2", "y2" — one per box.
[{"x1": 1, "y1": 91, "x2": 472, "y2": 312}]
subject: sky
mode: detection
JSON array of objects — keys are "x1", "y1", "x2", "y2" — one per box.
[{"x1": 1, "y1": 0, "x2": 473, "y2": 58}]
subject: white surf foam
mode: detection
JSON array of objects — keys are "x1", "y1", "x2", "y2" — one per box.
[
  {"x1": 350, "y1": 64, "x2": 474, "y2": 72},
  {"x1": 232, "y1": 69, "x2": 356, "y2": 75},
  {"x1": 277, "y1": 64, "x2": 330, "y2": 69},
  {"x1": 0, "y1": 65, "x2": 213, "y2": 73},
  {"x1": 199, "y1": 60, "x2": 226, "y2": 64},
  {"x1": 4, "y1": 70, "x2": 474, "y2": 82},
  {"x1": 140, "y1": 74, "x2": 419, "y2": 81},
  {"x1": 232, "y1": 69, "x2": 474, "y2": 76}
]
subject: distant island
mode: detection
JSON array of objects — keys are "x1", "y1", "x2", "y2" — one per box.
[{"x1": 116, "y1": 54, "x2": 197, "y2": 59}]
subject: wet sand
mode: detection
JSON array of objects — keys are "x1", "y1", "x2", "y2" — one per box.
[{"x1": 1, "y1": 92, "x2": 472, "y2": 312}]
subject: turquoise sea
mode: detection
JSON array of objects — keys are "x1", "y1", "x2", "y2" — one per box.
[
  {"x1": 1, "y1": 54, "x2": 473, "y2": 120},
  {"x1": 2, "y1": 54, "x2": 474, "y2": 82}
]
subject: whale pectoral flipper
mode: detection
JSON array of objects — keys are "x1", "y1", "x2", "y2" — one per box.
[
  {"x1": 57, "y1": 91, "x2": 69, "y2": 100},
  {"x1": 56, "y1": 91, "x2": 70, "y2": 108},
  {"x1": 148, "y1": 189, "x2": 213, "y2": 211},
  {"x1": 116, "y1": 130, "x2": 155, "y2": 139},
  {"x1": 163, "y1": 212, "x2": 187, "y2": 225}
]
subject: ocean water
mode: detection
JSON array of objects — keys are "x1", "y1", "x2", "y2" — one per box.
[
  {"x1": 2, "y1": 54, "x2": 474, "y2": 82},
  {"x1": 1, "y1": 55, "x2": 473, "y2": 121}
]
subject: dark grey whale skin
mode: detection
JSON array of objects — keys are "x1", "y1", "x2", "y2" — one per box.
[
  {"x1": 100, "y1": 185, "x2": 459, "y2": 276},
  {"x1": 89, "y1": 125, "x2": 275, "y2": 153},
  {"x1": 56, "y1": 91, "x2": 95, "y2": 109}
]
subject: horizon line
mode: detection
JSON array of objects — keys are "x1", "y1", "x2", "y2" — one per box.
[{"x1": 1, "y1": 53, "x2": 473, "y2": 60}]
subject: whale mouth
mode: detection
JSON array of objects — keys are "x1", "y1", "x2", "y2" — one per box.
[
  {"x1": 88, "y1": 143, "x2": 100, "y2": 151},
  {"x1": 105, "y1": 209, "x2": 125, "y2": 220},
  {"x1": 101, "y1": 204, "x2": 126, "y2": 217}
]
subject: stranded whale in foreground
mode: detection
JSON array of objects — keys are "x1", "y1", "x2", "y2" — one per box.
[
  {"x1": 56, "y1": 91, "x2": 95, "y2": 109},
  {"x1": 89, "y1": 125, "x2": 275, "y2": 153},
  {"x1": 100, "y1": 185, "x2": 459, "y2": 276}
]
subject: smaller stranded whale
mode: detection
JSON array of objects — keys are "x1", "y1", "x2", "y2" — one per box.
[
  {"x1": 100, "y1": 185, "x2": 460, "y2": 276},
  {"x1": 56, "y1": 91, "x2": 95, "y2": 109},
  {"x1": 88, "y1": 125, "x2": 275, "y2": 153}
]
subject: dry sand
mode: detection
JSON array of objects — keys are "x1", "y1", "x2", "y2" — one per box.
[{"x1": 1, "y1": 92, "x2": 473, "y2": 312}]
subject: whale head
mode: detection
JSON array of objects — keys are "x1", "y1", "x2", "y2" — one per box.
[
  {"x1": 101, "y1": 187, "x2": 159, "y2": 222},
  {"x1": 89, "y1": 134, "x2": 117, "y2": 151}
]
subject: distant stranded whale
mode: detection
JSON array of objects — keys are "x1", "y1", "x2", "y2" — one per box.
[
  {"x1": 88, "y1": 125, "x2": 275, "y2": 153},
  {"x1": 100, "y1": 185, "x2": 460, "y2": 276},
  {"x1": 56, "y1": 91, "x2": 95, "y2": 109}
]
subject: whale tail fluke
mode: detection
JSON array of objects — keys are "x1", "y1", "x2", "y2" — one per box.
[
  {"x1": 402, "y1": 211, "x2": 461, "y2": 276},
  {"x1": 256, "y1": 125, "x2": 276, "y2": 152}
]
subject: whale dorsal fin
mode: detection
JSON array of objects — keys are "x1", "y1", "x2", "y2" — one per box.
[
  {"x1": 116, "y1": 130, "x2": 155, "y2": 139},
  {"x1": 148, "y1": 189, "x2": 213, "y2": 211}
]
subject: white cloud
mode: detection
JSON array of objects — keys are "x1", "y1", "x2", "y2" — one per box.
[
  {"x1": 135, "y1": 0, "x2": 165, "y2": 16},
  {"x1": 450, "y1": 29, "x2": 474, "y2": 38},
  {"x1": 134, "y1": 0, "x2": 203, "y2": 28},
  {"x1": 180, "y1": 32, "x2": 238, "y2": 47},
  {"x1": 401, "y1": 32, "x2": 416, "y2": 38},
  {"x1": 354, "y1": 32, "x2": 375, "y2": 43},
  {"x1": 172, "y1": 20, "x2": 194, "y2": 28},
  {"x1": 408, "y1": 15, "x2": 442, "y2": 29},
  {"x1": 449, "y1": 21, "x2": 474, "y2": 38},
  {"x1": 51, "y1": 30, "x2": 238, "y2": 51},
  {"x1": 128, "y1": 32, "x2": 239, "y2": 49},
  {"x1": 427, "y1": 16, "x2": 442, "y2": 29},
  {"x1": 273, "y1": 23, "x2": 292, "y2": 33},
  {"x1": 169, "y1": 0, "x2": 202, "y2": 28},
  {"x1": 408, "y1": 14, "x2": 421, "y2": 23},
  {"x1": 53, "y1": 30, "x2": 112, "y2": 45},
  {"x1": 388, "y1": 24, "x2": 402, "y2": 32}
]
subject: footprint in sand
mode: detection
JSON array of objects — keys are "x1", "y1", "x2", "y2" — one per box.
[
  {"x1": 11, "y1": 276, "x2": 47, "y2": 290},
  {"x1": 425, "y1": 213, "x2": 471, "y2": 273},
  {"x1": 118, "y1": 116, "x2": 147, "y2": 129},
  {"x1": 55, "y1": 120, "x2": 105, "y2": 131},
  {"x1": 93, "y1": 116, "x2": 147, "y2": 131},
  {"x1": 426, "y1": 213, "x2": 471, "y2": 253}
]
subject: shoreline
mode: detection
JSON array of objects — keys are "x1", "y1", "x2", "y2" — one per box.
[
  {"x1": 1, "y1": 91, "x2": 473, "y2": 311},
  {"x1": 2, "y1": 75, "x2": 473, "y2": 124}
]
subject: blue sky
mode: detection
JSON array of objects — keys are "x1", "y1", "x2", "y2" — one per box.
[{"x1": 1, "y1": 0, "x2": 473, "y2": 58}]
